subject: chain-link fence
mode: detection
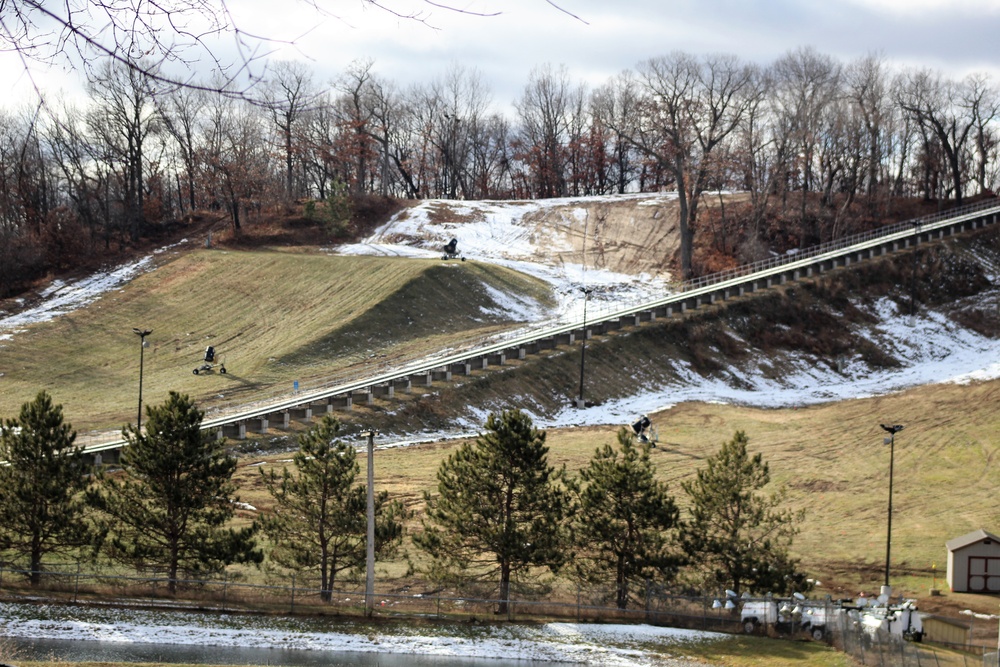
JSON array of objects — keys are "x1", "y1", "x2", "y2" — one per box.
[
  {"x1": 0, "y1": 563, "x2": 758, "y2": 629},
  {"x1": 830, "y1": 611, "x2": 988, "y2": 667},
  {"x1": 1, "y1": 564, "x2": 995, "y2": 666}
]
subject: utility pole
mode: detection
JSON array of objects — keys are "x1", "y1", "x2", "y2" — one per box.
[
  {"x1": 364, "y1": 428, "x2": 378, "y2": 616},
  {"x1": 577, "y1": 287, "x2": 593, "y2": 408},
  {"x1": 879, "y1": 423, "x2": 905, "y2": 588},
  {"x1": 132, "y1": 328, "x2": 152, "y2": 432}
]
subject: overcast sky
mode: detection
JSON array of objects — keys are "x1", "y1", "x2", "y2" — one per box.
[{"x1": 5, "y1": 0, "x2": 1000, "y2": 109}]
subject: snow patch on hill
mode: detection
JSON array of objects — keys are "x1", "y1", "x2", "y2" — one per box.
[
  {"x1": 0, "y1": 242, "x2": 183, "y2": 343},
  {"x1": 339, "y1": 194, "x2": 679, "y2": 323}
]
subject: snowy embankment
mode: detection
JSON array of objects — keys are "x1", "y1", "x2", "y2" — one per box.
[
  {"x1": 0, "y1": 241, "x2": 183, "y2": 343},
  {"x1": 4, "y1": 198, "x2": 999, "y2": 427},
  {"x1": 0, "y1": 601, "x2": 720, "y2": 666},
  {"x1": 341, "y1": 196, "x2": 1000, "y2": 432},
  {"x1": 337, "y1": 196, "x2": 678, "y2": 324}
]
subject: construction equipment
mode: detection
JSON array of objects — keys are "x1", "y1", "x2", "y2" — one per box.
[
  {"x1": 193, "y1": 345, "x2": 226, "y2": 375},
  {"x1": 441, "y1": 238, "x2": 465, "y2": 261}
]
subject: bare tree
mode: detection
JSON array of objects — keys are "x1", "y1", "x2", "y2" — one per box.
[
  {"x1": 202, "y1": 92, "x2": 274, "y2": 232},
  {"x1": 965, "y1": 73, "x2": 1000, "y2": 195},
  {"x1": 896, "y1": 69, "x2": 984, "y2": 206},
  {"x1": 884, "y1": 72, "x2": 919, "y2": 199},
  {"x1": 45, "y1": 100, "x2": 112, "y2": 247},
  {"x1": 815, "y1": 94, "x2": 862, "y2": 239},
  {"x1": 468, "y1": 112, "x2": 516, "y2": 198},
  {"x1": 515, "y1": 63, "x2": 581, "y2": 198},
  {"x1": 729, "y1": 63, "x2": 774, "y2": 252},
  {"x1": 592, "y1": 72, "x2": 642, "y2": 195},
  {"x1": 397, "y1": 82, "x2": 438, "y2": 198},
  {"x1": 844, "y1": 54, "x2": 893, "y2": 204},
  {"x1": 263, "y1": 61, "x2": 318, "y2": 200},
  {"x1": 364, "y1": 74, "x2": 405, "y2": 197},
  {"x1": 435, "y1": 63, "x2": 493, "y2": 199},
  {"x1": 629, "y1": 52, "x2": 755, "y2": 279},
  {"x1": 335, "y1": 59, "x2": 380, "y2": 195},
  {"x1": 1, "y1": 0, "x2": 576, "y2": 100},
  {"x1": 398, "y1": 65, "x2": 492, "y2": 199},
  {"x1": 0, "y1": 109, "x2": 45, "y2": 295},
  {"x1": 157, "y1": 87, "x2": 208, "y2": 214},
  {"x1": 772, "y1": 47, "x2": 842, "y2": 245},
  {"x1": 86, "y1": 61, "x2": 162, "y2": 241},
  {"x1": 298, "y1": 93, "x2": 340, "y2": 199}
]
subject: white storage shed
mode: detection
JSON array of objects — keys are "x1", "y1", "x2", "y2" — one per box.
[{"x1": 946, "y1": 529, "x2": 1000, "y2": 593}]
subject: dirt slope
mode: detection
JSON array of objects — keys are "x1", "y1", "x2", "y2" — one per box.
[{"x1": 391, "y1": 194, "x2": 690, "y2": 280}]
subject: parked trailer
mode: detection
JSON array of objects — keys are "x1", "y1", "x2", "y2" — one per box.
[
  {"x1": 740, "y1": 597, "x2": 843, "y2": 640},
  {"x1": 741, "y1": 585, "x2": 925, "y2": 643},
  {"x1": 847, "y1": 591, "x2": 924, "y2": 642}
]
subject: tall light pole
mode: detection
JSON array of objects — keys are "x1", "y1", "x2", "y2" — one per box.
[
  {"x1": 133, "y1": 328, "x2": 152, "y2": 432},
  {"x1": 880, "y1": 423, "x2": 905, "y2": 588},
  {"x1": 363, "y1": 428, "x2": 378, "y2": 616},
  {"x1": 576, "y1": 286, "x2": 593, "y2": 409}
]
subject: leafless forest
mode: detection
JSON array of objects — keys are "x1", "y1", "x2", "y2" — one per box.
[{"x1": 1, "y1": 48, "x2": 998, "y2": 295}]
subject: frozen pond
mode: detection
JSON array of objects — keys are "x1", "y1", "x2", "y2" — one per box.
[{"x1": 4, "y1": 636, "x2": 575, "y2": 666}]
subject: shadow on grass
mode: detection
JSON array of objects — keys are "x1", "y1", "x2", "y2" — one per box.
[{"x1": 673, "y1": 635, "x2": 852, "y2": 667}]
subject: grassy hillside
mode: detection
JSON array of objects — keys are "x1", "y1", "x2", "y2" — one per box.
[
  {"x1": 231, "y1": 226, "x2": 1000, "y2": 614},
  {"x1": 232, "y1": 374, "x2": 1000, "y2": 615},
  {"x1": 2, "y1": 204, "x2": 997, "y2": 624},
  {"x1": 0, "y1": 249, "x2": 554, "y2": 432}
]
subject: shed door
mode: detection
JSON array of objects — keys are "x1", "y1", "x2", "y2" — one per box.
[{"x1": 967, "y1": 557, "x2": 1000, "y2": 592}]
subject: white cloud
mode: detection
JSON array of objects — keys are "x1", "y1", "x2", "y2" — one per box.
[
  {"x1": 4, "y1": 0, "x2": 998, "y2": 110},
  {"x1": 845, "y1": 0, "x2": 1000, "y2": 14}
]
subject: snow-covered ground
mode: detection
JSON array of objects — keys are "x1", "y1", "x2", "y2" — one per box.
[
  {"x1": 0, "y1": 240, "x2": 184, "y2": 343},
  {"x1": 0, "y1": 600, "x2": 719, "y2": 666},
  {"x1": 338, "y1": 196, "x2": 677, "y2": 324}
]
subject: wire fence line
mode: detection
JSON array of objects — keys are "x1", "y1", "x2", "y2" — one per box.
[
  {"x1": 0, "y1": 563, "x2": 732, "y2": 628},
  {"x1": 1, "y1": 564, "x2": 997, "y2": 667},
  {"x1": 833, "y1": 615, "x2": 988, "y2": 667}
]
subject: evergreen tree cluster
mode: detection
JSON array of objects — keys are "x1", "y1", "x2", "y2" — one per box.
[
  {"x1": 0, "y1": 393, "x2": 807, "y2": 609},
  {"x1": 417, "y1": 411, "x2": 808, "y2": 610}
]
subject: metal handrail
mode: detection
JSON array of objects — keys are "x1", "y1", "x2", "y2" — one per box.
[{"x1": 679, "y1": 198, "x2": 999, "y2": 291}]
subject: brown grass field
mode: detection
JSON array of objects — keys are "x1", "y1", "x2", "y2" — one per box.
[
  {"x1": 228, "y1": 373, "x2": 1000, "y2": 626},
  {"x1": 0, "y1": 249, "x2": 553, "y2": 433}
]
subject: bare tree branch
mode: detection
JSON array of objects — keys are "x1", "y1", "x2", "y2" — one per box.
[
  {"x1": 543, "y1": 0, "x2": 587, "y2": 24},
  {"x1": 0, "y1": 0, "x2": 584, "y2": 102}
]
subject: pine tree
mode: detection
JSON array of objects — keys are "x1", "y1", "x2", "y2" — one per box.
[
  {"x1": 257, "y1": 416, "x2": 406, "y2": 601},
  {"x1": 87, "y1": 391, "x2": 261, "y2": 593},
  {"x1": 0, "y1": 391, "x2": 95, "y2": 585},
  {"x1": 680, "y1": 430, "x2": 808, "y2": 597},
  {"x1": 415, "y1": 409, "x2": 568, "y2": 614},
  {"x1": 572, "y1": 427, "x2": 680, "y2": 609}
]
